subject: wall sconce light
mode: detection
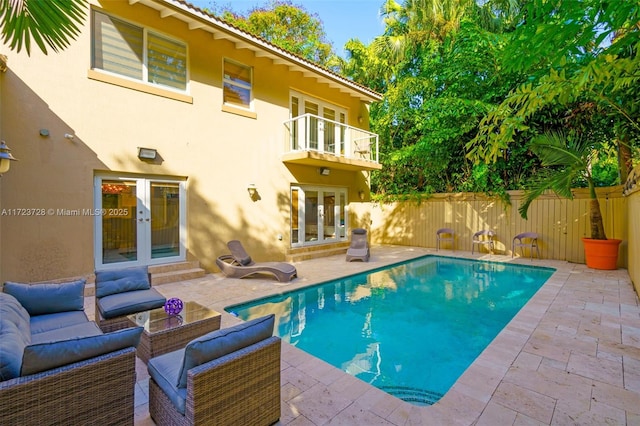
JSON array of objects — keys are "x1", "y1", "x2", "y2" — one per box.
[
  {"x1": 0, "y1": 140, "x2": 17, "y2": 173},
  {"x1": 247, "y1": 183, "x2": 257, "y2": 197},
  {"x1": 138, "y1": 147, "x2": 158, "y2": 160},
  {"x1": 357, "y1": 115, "x2": 363, "y2": 124},
  {"x1": 358, "y1": 190, "x2": 365, "y2": 201},
  {"x1": 64, "y1": 133, "x2": 75, "y2": 140},
  {"x1": 319, "y1": 167, "x2": 330, "y2": 176}
]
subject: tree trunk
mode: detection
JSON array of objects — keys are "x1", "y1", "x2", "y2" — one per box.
[
  {"x1": 589, "y1": 198, "x2": 607, "y2": 240},
  {"x1": 618, "y1": 134, "x2": 633, "y2": 184}
]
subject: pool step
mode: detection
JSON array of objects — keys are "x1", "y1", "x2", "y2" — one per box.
[{"x1": 378, "y1": 386, "x2": 444, "y2": 406}]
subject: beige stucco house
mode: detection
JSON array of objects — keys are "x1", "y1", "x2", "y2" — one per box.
[{"x1": 0, "y1": 0, "x2": 382, "y2": 283}]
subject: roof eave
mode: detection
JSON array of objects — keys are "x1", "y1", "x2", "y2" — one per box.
[{"x1": 132, "y1": 0, "x2": 382, "y2": 103}]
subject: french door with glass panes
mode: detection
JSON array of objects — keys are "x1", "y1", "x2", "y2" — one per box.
[
  {"x1": 290, "y1": 91, "x2": 347, "y2": 155},
  {"x1": 94, "y1": 175, "x2": 186, "y2": 269},
  {"x1": 291, "y1": 186, "x2": 348, "y2": 247}
]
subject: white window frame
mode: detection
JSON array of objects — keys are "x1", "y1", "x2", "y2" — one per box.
[
  {"x1": 222, "y1": 58, "x2": 254, "y2": 111},
  {"x1": 91, "y1": 9, "x2": 189, "y2": 93}
]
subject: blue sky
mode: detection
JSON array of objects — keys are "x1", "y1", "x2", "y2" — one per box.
[{"x1": 188, "y1": 1, "x2": 386, "y2": 56}]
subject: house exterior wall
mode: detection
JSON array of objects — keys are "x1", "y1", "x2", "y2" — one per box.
[
  {"x1": 0, "y1": 0, "x2": 374, "y2": 282},
  {"x1": 350, "y1": 186, "x2": 628, "y2": 268}
]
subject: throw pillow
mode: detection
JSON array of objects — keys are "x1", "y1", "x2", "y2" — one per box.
[
  {"x1": 95, "y1": 266, "x2": 150, "y2": 298},
  {"x1": 3, "y1": 280, "x2": 85, "y2": 315}
]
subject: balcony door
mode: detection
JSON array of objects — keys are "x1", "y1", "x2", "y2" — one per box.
[
  {"x1": 291, "y1": 186, "x2": 347, "y2": 247},
  {"x1": 94, "y1": 175, "x2": 186, "y2": 269},
  {"x1": 290, "y1": 91, "x2": 347, "y2": 155}
]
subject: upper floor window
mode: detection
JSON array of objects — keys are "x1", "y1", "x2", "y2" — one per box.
[
  {"x1": 223, "y1": 59, "x2": 252, "y2": 110},
  {"x1": 92, "y1": 10, "x2": 188, "y2": 92}
]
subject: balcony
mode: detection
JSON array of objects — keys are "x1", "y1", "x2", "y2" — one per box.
[{"x1": 282, "y1": 114, "x2": 381, "y2": 171}]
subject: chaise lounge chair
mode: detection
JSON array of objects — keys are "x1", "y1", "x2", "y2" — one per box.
[
  {"x1": 216, "y1": 240, "x2": 297, "y2": 282},
  {"x1": 346, "y1": 228, "x2": 370, "y2": 262}
]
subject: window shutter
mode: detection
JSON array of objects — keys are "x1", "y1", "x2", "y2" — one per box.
[
  {"x1": 93, "y1": 11, "x2": 143, "y2": 80},
  {"x1": 147, "y1": 33, "x2": 187, "y2": 91}
]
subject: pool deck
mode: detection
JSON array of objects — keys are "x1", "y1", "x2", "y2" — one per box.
[{"x1": 102, "y1": 245, "x2": 640, "y2": 425}]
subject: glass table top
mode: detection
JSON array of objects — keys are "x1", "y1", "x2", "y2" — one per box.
[{"x1": 128, "y1": 301, "x2": 220, "y2": 334}]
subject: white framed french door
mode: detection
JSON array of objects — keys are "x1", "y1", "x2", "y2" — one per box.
[
  {"x1": 291, "y1": 185, "x2": 348, "y2": 247},
  {"x1": 94, "y1": 174, "x2": 186, "y2": 269},
  {"x1": 290, "y1": 91, "x2": 347, "y2": 155}
]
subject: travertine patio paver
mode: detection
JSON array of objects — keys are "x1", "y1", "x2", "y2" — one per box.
[{"x1": 94, "y1": 245, "x2": 640, "y2": 425}]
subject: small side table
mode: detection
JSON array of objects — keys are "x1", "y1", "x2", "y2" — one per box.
[{"x1": 128, "y1": 301, "x2": 221, "y2": 363}]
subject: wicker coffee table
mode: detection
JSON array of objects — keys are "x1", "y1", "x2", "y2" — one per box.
[{"x1": 128, "y1": 301, "x2": 221, "y2": 363}]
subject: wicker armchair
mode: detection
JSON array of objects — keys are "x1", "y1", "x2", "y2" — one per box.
[
  {"x1": 94, "y1": 267, "x2": 165, "y2": 333},
  {"x1": 0, "y1": 347, "x2": 136, "y2": 426},
  {"x1": 149, "y1": 336, "x2": 281, "y2": 426}
]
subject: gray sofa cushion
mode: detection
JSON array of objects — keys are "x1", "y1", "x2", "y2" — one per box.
[
  {"x1": 4, "y1": 280, "x2": 85, "y2": 315},
  {"x1": 177, "y1": 314, "x2": 275, "y2": 388},
  {"x1": 147, "y1": 349, "x2": 188, "y2": 415},
  {"x1": 30, "y1": 321, "x2": 102, "y2": 345},
  {"x1": 30, "y1": 311, "x2": 90, "y2": 335},
  {"x1": 97, "y1": 288, "x2": 166, "y2": 319},
  {"x1": 0, "y1": 292, "x2": 31, "y2": 380},
  {"x1": 21, "y1": 326, "x2": 143, "y2": 376},
  {"x1": 95, "y1": 266, "x2": 150, "y2": 298}
]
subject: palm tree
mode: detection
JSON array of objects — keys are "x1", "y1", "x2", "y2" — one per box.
[
  {"x1": 376, "y1": 0, "x2": 522, "y2": 65},
  {"x1": 519, "y1": 131, "x2": 607, "y2": 240},
  {"x1": 0, "y1": 0, "x2": 87, "y2": 56}
]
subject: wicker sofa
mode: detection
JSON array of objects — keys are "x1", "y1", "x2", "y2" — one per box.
[
  {"x1": 148, "y1": 314, "x2": 281, "y2": 425},
  {"x1": 0, "y1": 280, "x2": 142, "y2": 425}
]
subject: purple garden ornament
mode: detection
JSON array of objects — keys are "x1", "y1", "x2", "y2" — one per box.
[{"x1": 164, "y1": 297, "x2": 184, "y2": 315}]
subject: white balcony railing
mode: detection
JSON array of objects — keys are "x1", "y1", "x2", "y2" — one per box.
[{"x1": 283, "y1": 114, "x2": 379, "y2": 163}]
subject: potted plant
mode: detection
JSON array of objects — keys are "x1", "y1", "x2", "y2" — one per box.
[{"x1": 519, "y1": 131, "x2": 621, "y2": 270}]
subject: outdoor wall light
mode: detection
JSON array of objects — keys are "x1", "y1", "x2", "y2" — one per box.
[
  {"x1": 247, "y1": 183, "x2": 257, "y2": 197},
  {"x1": 358, "y1": 190, "x2": 365, "y2": 201},
  {"x1": 138, "y1": 147, "x2": 158, "y2": 160},
  {"x1": 0, "y1": 140, "x2": 17, "y2": 174},
  {"x1": 320, "y1": 167, "x2": 330, "y2": 176}
]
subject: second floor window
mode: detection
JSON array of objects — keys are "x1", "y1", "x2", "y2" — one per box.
[
  {"x1": 92, "y1": 10, "x2": 188, "y2": 92},
  {"x1": 223, "y1": 59, "x2": 252, "y2": 110}
]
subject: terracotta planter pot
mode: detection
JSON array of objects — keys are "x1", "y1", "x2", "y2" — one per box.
[{"x1": 581, "y1": 238, "x2": 622, "y2": 270}]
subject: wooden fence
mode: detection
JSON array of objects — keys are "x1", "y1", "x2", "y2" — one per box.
[
  {"x1": 625, "y1": 167, "x2": 640, "y2": 291},
  {"x1": 350, "y1": 186, "x2": 628, "y2": 268}
]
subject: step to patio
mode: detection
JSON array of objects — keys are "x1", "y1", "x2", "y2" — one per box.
[
  {"x1": 286, "y1": 243, "x2": 350, "y2": 262},
  {"x1": 149, "y1": 261, "x2": 206, "y2": 285}
]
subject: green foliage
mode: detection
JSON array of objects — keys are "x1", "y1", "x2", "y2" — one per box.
[
  {"x1": 211, "y1": 0, "x2": 334, "y2": 64},
  {"x1": 519, "y1": 130, "x2": 608, "y2": 239},
  {"x1": 359, "y1": 10, "x2": 530, "y2": 198},
  {"x1": 468, "y1": 0, "x2": 640, "y2": 168},
  {"x1": 0, "y1": 0, "x2": 87, "y2": 55}
]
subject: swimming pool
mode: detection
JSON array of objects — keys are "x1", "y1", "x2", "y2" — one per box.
[{"x1": 227, "y1": 255, "x2": 554, "y2": 405}]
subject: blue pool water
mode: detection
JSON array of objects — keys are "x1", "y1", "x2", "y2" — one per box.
[{"x1": 227, "y1": 256, "x2": 554, "y2": 405}]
